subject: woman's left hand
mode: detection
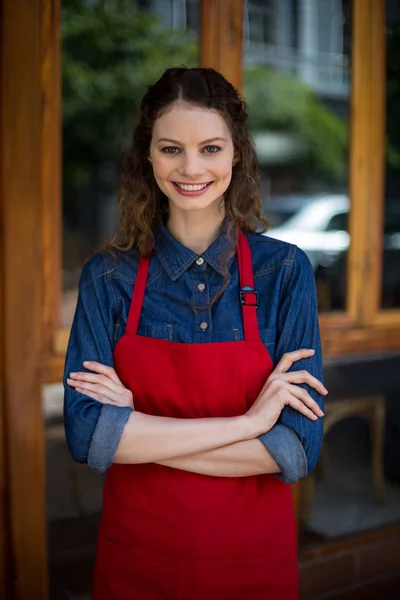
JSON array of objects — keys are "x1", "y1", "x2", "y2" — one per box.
[{"x1": 67, "y1": 361, "x2": 134, "y2": 408}]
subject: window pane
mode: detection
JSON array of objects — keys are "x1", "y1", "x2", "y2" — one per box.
[
  {"x1": 62, "y1": 0, "x2": 199, "y2": 326},
  {"x1": 382, "y1": 1, "x2": 400, "y2": 309},
  {"x1": 301, "y1": 354, "x2": 400, "y2": 546},
  {"x1": 244, "y1": 0, "x2": 351, "y2": 312}
]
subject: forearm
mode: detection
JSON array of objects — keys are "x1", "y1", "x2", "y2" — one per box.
[
  {"x1": 157, "y1": 439, "x2": 281, "y2": 477},
  {"x1": 114, "y1": 411, "x2": 261, "y2": 465}
]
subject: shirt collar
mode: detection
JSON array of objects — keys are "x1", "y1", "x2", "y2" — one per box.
[{"x1": 154, "y1": 222, "x2": 236, "y2": 282}]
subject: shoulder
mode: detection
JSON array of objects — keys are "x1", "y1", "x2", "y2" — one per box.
[
  {"x1": 244, "y1": 231, "x2": 298, "y2": 274},
  {"x1": 245, "y1": 231, "x2": 314, "y2": 287},
  {"x1": 79, "y1": 247, "x2": 141, "y2": 291}
]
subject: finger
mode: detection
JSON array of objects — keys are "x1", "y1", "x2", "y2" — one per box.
[
  {"x1": 278, "y1": 371, "x2": 328, "y2": 395},
  {"x1": 68, "y1": 378, "x2": 133, "y2": 407},
  {"x1": 273, "y1": 349, "x2": 315, "y2": 375},
  {"x1": 75, "y1": 387, "x2": 116, "y2": 405},
  {"x1": 287, "y1": 383, "x2": 324, "y2": 417},
  {"x1": 287, "y1": 395, "x2": 320, "y2": 421},
  {"x1": 69, "y1": 371, "x2": 123, "y2": 395},
  {"x1": 81, "y1": 361, "x2": 122, "y2": 385},
  {"x1": 67, "y1": 379, "x2": 120, "y2": 404}
]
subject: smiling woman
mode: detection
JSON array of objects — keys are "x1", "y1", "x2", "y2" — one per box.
[{"x1": 63, "y1": 67, "x2": 325, "y2": 600}]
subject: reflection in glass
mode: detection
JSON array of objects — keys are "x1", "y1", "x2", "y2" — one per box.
[
  {"x1": 62, "y1": 0, "x2": 199, "y2": 326},
  {"x1": 383, "y1": 1, "x2": 400, "y2": 308},
  {"x1": 244, "y1": 0, "x2": 351, "y2": 312}
]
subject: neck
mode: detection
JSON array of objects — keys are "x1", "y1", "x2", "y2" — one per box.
[{"x1": 166, "y1": 205, "x2": 225, "y2": 254}]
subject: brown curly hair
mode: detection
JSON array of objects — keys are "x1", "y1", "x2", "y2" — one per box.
[{"x1": 111, "y1": 67, "x2": 267, "y2": 263}]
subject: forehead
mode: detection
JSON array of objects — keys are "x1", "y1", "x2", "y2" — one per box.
[{"x1": 152, "y1": 103, "x2": 232, "y2": 143}]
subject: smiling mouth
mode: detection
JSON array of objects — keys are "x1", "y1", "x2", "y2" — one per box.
[{"x1": 173, "y1": 182, "x2": 213, "y2": 192}]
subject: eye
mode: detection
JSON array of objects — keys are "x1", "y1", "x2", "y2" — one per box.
[
  {"x1": 160, "y1": 146, "x2": 180, "y2": 155},
  {"x1": 203, "y1": 145, "x2": 222, "y2": 154}
]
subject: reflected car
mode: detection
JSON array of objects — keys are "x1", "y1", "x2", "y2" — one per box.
[
  {"x1": 263, "y1": 194, "x2": 400, "y2": 309},
  {"x1": 264, "y1": 194, "x2": 350, "y2": 271}
]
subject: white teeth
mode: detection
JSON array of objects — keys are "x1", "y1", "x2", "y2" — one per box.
[{"x1": 175, "y1": 182, "x2": 209, "y2": 191}]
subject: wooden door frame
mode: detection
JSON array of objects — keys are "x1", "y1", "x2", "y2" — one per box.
[
  {"x1": 0, "y1": 0, "x2": 55, "y2": 598},
  {"x1": 0, "y1": 2, "x2": 10, "y2": 594}
]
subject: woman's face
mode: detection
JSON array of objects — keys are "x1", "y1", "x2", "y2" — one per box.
[{"x1": 149, "y1": 103, "x2": 236, "y2": 215}]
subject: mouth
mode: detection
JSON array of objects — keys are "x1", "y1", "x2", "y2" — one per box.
[{"x1": 172, "y1": 181, "x2": 213, "y2": 196}]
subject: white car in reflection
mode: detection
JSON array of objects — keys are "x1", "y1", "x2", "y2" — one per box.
[{"x1": 263, "y1": 194, "x2": 350, "y2": 270}]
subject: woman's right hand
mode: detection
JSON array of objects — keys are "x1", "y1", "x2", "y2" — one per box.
[{"x1": 246, "y1": 349, "x2": 327, "y2": 435}]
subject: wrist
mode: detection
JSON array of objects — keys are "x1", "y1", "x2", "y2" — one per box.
[
  {"x1": 243, "y1": 411, "x2": 275, "y2": 438},
  {"x1": 237, "y1": 414, "x2": 264, "y2": 440}
]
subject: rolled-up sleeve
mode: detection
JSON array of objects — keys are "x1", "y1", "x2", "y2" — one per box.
[
  {"x1": 258, "y1": 425, "x2": 308, "y2": 483},
  {"x1": 63, "y1": 254, "x2": 132, "y2": 471},
  {"x1": 258, "y1": 246, "x2": 324, "y2": 482}
]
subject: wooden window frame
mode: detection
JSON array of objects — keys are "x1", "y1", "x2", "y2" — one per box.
[
  {"x1": 42, "y1": 0, "x2": 400, "y2": 383},
  {"x1": 318, "y1": 0, "x2": 400, "y2": 357},
  {"x1": 40, "y1": 0, "x2": 400, "y2": 564},
  {"x1": 0, "y1": 1, "x2": 398, "y2": 597}
]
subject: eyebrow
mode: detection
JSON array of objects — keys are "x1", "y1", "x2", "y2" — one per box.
[{"x1": 155, "y1": 137, "x2": 228, "y2": 145}]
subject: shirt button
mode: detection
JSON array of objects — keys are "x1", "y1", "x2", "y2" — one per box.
[
  {"x1": 196, "y1": 257, "x2": 205, "y2": 266},
  {"x1": 200, "y1": 322, "x2": 208, "y2": 331},
  {"x1": 198, "y1": 283, "x2": 206, "y2": 292}
]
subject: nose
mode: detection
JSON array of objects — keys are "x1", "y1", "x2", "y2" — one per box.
[{"x1": 177, "y1": 151, "x2": 206, "y2": 179}]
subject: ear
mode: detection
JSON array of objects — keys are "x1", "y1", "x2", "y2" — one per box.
[
  {"x1": 148, "y1": 156, "x2": 153, "y2": 164},
  {"x1": 232, "y1": 154, "x2": 239, "y2": 166}
]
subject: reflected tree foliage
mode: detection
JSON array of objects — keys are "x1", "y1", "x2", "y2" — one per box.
[
  {"x1": 244, "y1": 66, "x2": 348, "y2": 187},
  {"x1": 62, "y1": 0, "x2": 197, "y2": 203}
]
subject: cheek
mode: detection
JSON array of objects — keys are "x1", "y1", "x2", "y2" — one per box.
[
  {"x1": 213, "y1": 158, "x2": 233, "y2": 182},
  {"x1": 151, "y1": 157, "x2": 171, "y2": 181}
]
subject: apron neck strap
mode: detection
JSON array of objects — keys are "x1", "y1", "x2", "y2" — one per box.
[
  {"x1": 237, "y1": 231, "x2": 260, "y2": 342},
  {"x1": 126, "y1": 232, "x2": 260, "y2": 342},
  {"x1": 126, "y1": 254, "x2": 150, "y2": 335}
]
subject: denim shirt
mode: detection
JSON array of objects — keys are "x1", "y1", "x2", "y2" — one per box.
[{"x1": 63, "y1": 225, "x2": 324, "y2": 484}]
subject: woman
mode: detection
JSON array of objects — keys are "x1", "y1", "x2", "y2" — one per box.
[{"x1": 64, "y1": 67, "x2": 326, "y2": 600}]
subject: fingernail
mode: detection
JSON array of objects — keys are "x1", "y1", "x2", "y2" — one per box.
[
  {"x1": 70, "y1": 372, "x2": 76, "y2": 376},
  {"x1": 83, "y1": 361, "x2": 91, "y2": 366},
  {"x1": 323, "y1": 388, "x2": 328, "y2": 395}
]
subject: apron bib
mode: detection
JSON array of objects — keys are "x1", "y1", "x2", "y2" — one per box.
[{"x1": 92, "y1": 232, "x2": 298, "y2": 600}]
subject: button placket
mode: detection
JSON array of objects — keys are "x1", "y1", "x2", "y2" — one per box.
[{"x1": 191, "y1": 261, "x2": 211, "y2": 342}]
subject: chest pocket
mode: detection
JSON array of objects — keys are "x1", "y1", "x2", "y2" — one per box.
[
  {"x1": 137, "y1": 324, "x2": 173, "y2": 341},
  {"x1": 259, "y1": 327, "x2": 277, "y2": 364}
]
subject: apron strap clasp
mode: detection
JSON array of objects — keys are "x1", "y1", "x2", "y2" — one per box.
[{"x1": 240, "y1": 286, "x2": 259, "y2": 308}]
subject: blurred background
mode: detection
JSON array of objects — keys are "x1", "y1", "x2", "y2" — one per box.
[{"x1": 1, "y1": 1, "x2": 400, "y2": 599}]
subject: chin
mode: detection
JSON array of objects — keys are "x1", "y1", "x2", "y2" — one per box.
[{"x1": 174, "y1": 197, "x2": 221, "y2": 213}]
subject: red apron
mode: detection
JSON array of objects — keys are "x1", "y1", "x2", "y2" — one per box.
[{"x1": 92, "y1": 232, "x2": 298, "y2": 600}]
